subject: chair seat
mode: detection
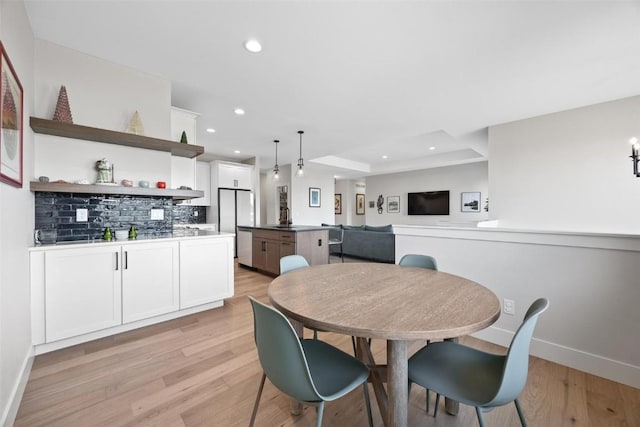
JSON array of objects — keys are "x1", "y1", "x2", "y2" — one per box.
[
  {"x1": 302, "y1": 339, "x2": 369, "y2": 401},
  {"x1": 408, "y1": 341, "x2": 505, "y2": 407}
]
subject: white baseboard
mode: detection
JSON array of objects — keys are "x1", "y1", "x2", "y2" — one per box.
[
  {"x1": 34, "y1": 300, "x2": 224, "y2": 355},
  {"x1": 473, "y1": 326, "x2": 640, "y2": 389},
  {"x1": 2, "y1": 347, "x2": 34, "y2": 427}
]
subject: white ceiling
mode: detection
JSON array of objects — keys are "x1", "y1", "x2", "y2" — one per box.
[{"x1": 24, "y1": 1, "x2": 640, "y2": 179}]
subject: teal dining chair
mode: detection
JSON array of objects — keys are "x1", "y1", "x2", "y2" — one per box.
[
  {"x1": 398, "y1": 254, "x2": 438, "y2": 270},
  {"x1": 248, "y1": 296, "x2": 373, "y2": 427},
  {"x1": 398, "y1": 253, "x2": 438, "y2": 411},
  {"x1": 280, "y1": 254, "x2": 310, "y2": 275},
  {"x1": 408, "y1": 298, "x2": 549, "y2": 427}
]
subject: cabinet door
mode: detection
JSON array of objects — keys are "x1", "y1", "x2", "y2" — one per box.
[
  {"x1": 179, "y1": 237, "x2": 234, "y2": 309},
  {"x1": 191, "y1": 161, "x2": 211, "y2": 206},
  {"x1": 217, "y1": 163, "x2": 253, "y2": 190},
  {"x1": 265, "y1": 239, "x2": 281, "y2": 275},
  {"x1": 252, "y1": 238, "x2": 267, "y2": 270},
  {"x1": 279, "y1": 240, "x2": 296, "y2": 259},
  {"x1": 45, "y1": 246, "x2": 122, "y2": 342},
  {"x1": 122, "y1": 242, "x2": 179, "y2": 323}
]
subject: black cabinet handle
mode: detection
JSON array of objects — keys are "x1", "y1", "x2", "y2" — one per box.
[
  {"x1": 124, "y1": 251, "x2": 128, "y2": 269},
  {"x1": 115, "y1": 252, "x2": 119, "y2": 270}
]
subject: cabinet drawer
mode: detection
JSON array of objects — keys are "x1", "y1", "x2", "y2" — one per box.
[
  {"x1": 279, "y1": 232, "x2": 296, "y2": 242},
  {"x1": 253, "y1": 229, "x2": 279, "y2": 240}
]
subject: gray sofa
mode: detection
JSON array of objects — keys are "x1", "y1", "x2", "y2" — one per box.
[{"x1": 325, "y1": 224, "x2": 395, "y2": 263}]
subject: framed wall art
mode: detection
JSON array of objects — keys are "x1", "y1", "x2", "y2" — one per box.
[
  {"x1": 461, "y1": 192, "x2": 481, "y2": 212},
  {"x1": 334, "y1": 193, "x2": 342, "y2": 214},
  {"x1": 356, "y1": 193, "x2": 365, "y2": 215},
  {"x1": 309, "y1": 187, "x2": 321, "y2": 207},
  {"x1": 0, "y1": 42, "x2": 23, "y2": 188},
  {"x1": 387, "y1": 196, "x2": 400, "y2": 213}
]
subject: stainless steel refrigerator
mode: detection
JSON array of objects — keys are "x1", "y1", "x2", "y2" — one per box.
[{"x1": 218, "y1": 188, "x2": 255, "y2": 257}]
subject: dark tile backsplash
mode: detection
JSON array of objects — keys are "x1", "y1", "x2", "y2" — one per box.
[
  {"x1": 172, "y1": 205, "x2": 207, "y2": 225},
  {"x1": 34, "y1": 192, "x2": 207, "y2": 242}
]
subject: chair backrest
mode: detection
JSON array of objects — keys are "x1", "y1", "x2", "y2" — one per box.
[
  {"x1": 398, "y1": 254, "x2": 438, "y2": 270},
  {"x1": 280, "y1": 255, "x2": 309, "y2": 275},
  {"x1": 488, "y1": 298, "x2": 549, "y2": 406},
  {"x1": 249, "y1": 296, "x2": 321, "y2": 402},
  {"x1": 327, "y1": 226, "x2": 343, "y2": 243}
]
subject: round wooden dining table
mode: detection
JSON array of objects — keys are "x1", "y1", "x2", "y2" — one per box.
[{"x1": 268, "y1": 262, "x2": 501, "y2": 427}]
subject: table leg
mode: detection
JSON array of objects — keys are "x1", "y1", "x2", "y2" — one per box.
[
  {"x1": 289, "y1": 319, "x2": 304, "y2": 416},
  {"x1": 444, "y1": 337, "x2": 459, "y2": 415},
  {"x1": 387, "y1": 340, "x2": 408, "y2": 427}
]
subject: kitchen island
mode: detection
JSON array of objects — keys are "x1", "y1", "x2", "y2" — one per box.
[
  {"x1": 29, "y1": 230, "x2": 234, "y2": 354},
  {"x1": 237, "y1": 225, "x2": 329, "y2": 275}
]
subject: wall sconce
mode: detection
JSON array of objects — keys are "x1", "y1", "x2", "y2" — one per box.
[
  {"x1": 631, "y1": 137, "x2": 639, "y2": 177},
  {"x1": 296, "y1": 130, "x2": 304, "y2": 177},
  {"x1": 272, "y1": 139, "x2": 280, "y2": 180}
]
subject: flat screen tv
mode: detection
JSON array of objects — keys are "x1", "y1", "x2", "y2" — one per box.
[{"x1": 407, "y1": 191, "x2": 450, "y2": 215}]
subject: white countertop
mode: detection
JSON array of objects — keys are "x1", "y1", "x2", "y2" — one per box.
[{"x1": 29, "y1": 229, "x2": 234, "y2": 251}]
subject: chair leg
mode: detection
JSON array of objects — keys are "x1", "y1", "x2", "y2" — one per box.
[
  {"x1": 425, "y1": 389, "x2": 430, "y2": 413},
  {"x1": 475, "y1": 407, "x2": 486, "y2": 427},
  {"x1": 316, "y1": 401, "x2": 325, "y2": 427},
  {"x1": 340, "y1": 244, "x2": 344, "y2": 263},
  {"x1": 514, "y1": 399, "x2": 527, "y2": 427},
  {"x1": 249, "y1": 373, "x2": 266, "y2": 427},
  {"x1": 351, "y1": 336, "x2": 357, "y2": 356},
  {"x1": 362, "y1": 382, "x2": 373, "y2": 427},
  {"x1": 433, "y1": 393, "x2": 440, "y2": 418}
]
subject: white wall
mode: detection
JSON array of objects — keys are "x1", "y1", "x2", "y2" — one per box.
[
  {"x1": 490, "y1": 95, "x2": 640, "y2": 233},
  {"x1": 394, "y1": 226, "x2": 640, "y2": 388},
  {"x1": 0, "y1": 1, "x2": 35, "y2": 425},
  {"x1": 260, "y1": 164, "x2": 291, "y2": 225},
  {"x1": 289, "y1": 164, "x2": 334, "y2": 225},
  {"x1": 32, "y1": 40, "x2": 173, "y2": 185},
  {"x1": 334, "y1": 179, "x2": 365, "y2": 226},
  {"x1": 34, "y1": 40, "x2": 171, "y2": 139},
  {"x1": 365, "y1": 162, "x2": 489, "y2": 226}
]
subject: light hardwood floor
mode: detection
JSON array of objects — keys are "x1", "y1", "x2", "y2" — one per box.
[{"x1": 14, "y1": 260, "x2": 640, "y2": 426}]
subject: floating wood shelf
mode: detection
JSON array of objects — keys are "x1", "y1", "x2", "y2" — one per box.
[
  {"x1": 30, "y1": 117, "x2": 204, "y2": 158},
  {"x1": 30, "y1": 181, "x2": 204, "y2": 201}
]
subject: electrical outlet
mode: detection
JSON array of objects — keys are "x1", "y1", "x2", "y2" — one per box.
[
  {"x1": 150, "y1": 209, "x2": 164, "y2": 220},
  {"x1": 76, "y1": 208, "x2": 88, "y2": 222},
  {"x1": 503, "y1": 298, "x2": 515, "y2": 316}
]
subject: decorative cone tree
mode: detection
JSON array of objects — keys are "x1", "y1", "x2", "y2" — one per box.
[
  {"x1": 180, "y1": 130, "x2": 188, "y2": 144},
  {"x1": 52, "y1": 85, "x2": 73, "y2": 123}
]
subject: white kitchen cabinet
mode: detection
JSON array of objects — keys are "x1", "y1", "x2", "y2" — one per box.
[
  {"x1": 44, "y1": 246, "x2": 122, "y2": 342},
  {"x1": 31, "y1": 234, "x2": 234, "y2": 352},
  {"x1": 212, "y1": 161, "x2": 254, "y2": 190},
  {"x1": 171, "y1": 107, "x2": 199, "y2": 145},
  {"x1": 122, "y1": 241, "x2": 179, "y2": 323},
  {"x1": 179, "y1": 237, "x2": 234, "y2": 309},
  {"x1": 170, "y1": 107, "x2": 200, "y2": 191},
  {"x1": 189, "y1": 161, "x2": 211, "y2": 206}
]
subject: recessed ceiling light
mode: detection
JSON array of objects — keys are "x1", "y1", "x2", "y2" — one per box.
[
  {"x1": 429, "y1": 146, "x2": 436, "y2": 150},
  {"x1": 234, "y1": 108, "x2": 245, "y2": 115},
  {"x1": 234, "y1": 150, "x2": 241, "y2": 154},
  {"x1": 244, "y1": 39, "x2": 262, "y2": 53},
  {"x1": 206, "y1": 128, "x2": 216, "y2": 133},
  {"x1": 382, "y1": 155, "x2": 388, "y2": 159}
]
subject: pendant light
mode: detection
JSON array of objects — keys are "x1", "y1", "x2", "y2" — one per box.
[
  {"x1": 273, "y1": 139, "x2": 280, "y2": 180},
  {"x1": 296, "y1": 130, "x2": 305, "y2": 177}
]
